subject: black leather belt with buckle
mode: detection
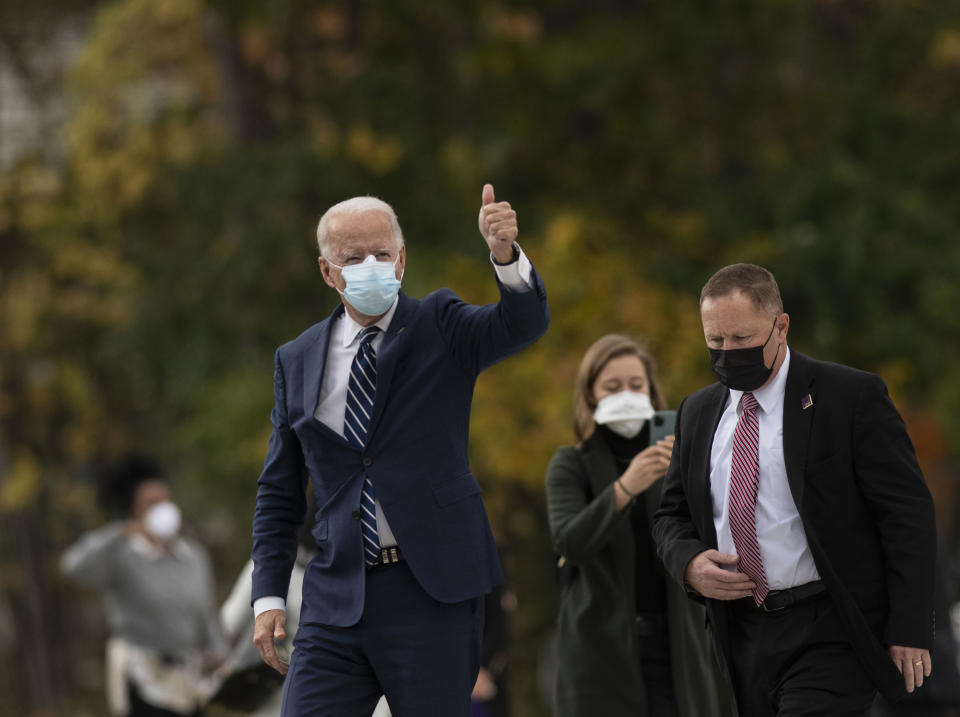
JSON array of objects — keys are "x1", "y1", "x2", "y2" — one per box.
[
  {"x1": 369, "y1": 546, "x2": 404, "y2": 568},
  {"x1": 739, "y1": 580, "x2": 826, "y2": 613}
]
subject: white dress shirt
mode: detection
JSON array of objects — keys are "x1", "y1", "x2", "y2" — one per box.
[
  {"x1": 254, "y1": 247, "x2": 533, "y2": 616},
  {"x1": 709, "y1": 347, "x2": 821, "y2": 589}
]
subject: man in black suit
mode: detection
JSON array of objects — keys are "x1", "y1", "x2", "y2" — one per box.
[{"x1": 653, "y1": 263, "x2": 936, "y2": 716}]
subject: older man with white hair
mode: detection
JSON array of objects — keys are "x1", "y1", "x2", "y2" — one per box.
[{"x1": 250, "y1": 185, "x2": 549, "y2": 716}]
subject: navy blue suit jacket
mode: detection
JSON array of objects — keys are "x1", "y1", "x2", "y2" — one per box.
[{"x1": 251, "y1": 270, "x2": 549, "y2": 627}]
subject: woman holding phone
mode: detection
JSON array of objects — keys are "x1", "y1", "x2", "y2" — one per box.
[{"x1": 545, "y1": 334, "x2": 727, "y2": 717}]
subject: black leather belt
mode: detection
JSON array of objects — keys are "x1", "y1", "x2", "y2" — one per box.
[
  {"x1": 369, "y1": 546, "x2": 404, "y2": 568},
  {"x1": 738, "y1": 580, "x2": 826, "y2": 613}
]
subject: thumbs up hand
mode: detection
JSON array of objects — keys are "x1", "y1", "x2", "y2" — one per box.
[{"x1": 478, "y1": 183, "x2": 518, "y2": 263}]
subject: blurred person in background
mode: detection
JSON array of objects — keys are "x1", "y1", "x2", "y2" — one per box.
[
  {"x1": 216, "y1": 495, "x2": 392, "y2": 716},
  {"x1": 216, "y1": 505, "x2": 313, "y2": 716},
  {"x1": 250, "y1": 185, "x2": 549, "y2": 716},
  {"x1": 545, "y1": 334, "x2": 728, "y2": 717},
  {"x1": 61, "y1": 454, "x2": 226, "y2": 717}
]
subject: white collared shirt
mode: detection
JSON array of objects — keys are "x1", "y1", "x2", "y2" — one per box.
[
  {"x1": 709, "y1": 347, "x2": 821, "y2": 589},
  {"x1": 254, "y1": 247, "x2": 533, "y2": 617},
  {"x1": 315, "y1": 298, "x2": 401, "y2": 549}
]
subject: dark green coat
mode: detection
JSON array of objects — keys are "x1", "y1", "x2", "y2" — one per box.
[{"x1": 545, "y1": 432, "x2": 729, "y2": 717}]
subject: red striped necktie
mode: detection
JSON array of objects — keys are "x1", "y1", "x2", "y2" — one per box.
[{"x1": 729, "y1": 391, "x2": 769, "y2": 605}]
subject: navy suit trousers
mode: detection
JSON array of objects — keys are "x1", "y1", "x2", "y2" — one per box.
[{"x1": 281, "y1": 561, "x2": 484, "y2": 717}]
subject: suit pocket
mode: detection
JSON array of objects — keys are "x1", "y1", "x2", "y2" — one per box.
[
  {"x1": 432, "y1": 472, "x2": 481, "y2": 507},
  {"x1": 312, "y1": 518, "x2": 328, "y2": 543}
]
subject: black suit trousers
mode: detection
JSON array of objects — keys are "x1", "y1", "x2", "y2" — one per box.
[{"x1": 728, "y1": 593, "x2": 876, "y2": 717}]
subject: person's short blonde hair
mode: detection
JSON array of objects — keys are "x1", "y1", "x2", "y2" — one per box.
[
  {"x1": 315, "y1": 196, "x2": 404, "y2": 257},
  {"x1": 572, "y1": 334, "x2": 667, "y2": 444}
]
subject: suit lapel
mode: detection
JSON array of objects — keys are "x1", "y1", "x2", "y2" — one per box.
[
  {"x1": 367, "y1": 292, "x2": 417, "y2": 437},
  {"x1": 693, "y1": 383, "x2": 729, "y2": 547},
  {"x1": 783, "y1": 351, "x2": 815, "y2": 509},
  {"x1": 303, "y1": 304, "x2": 342, "y2": 418},
  {"x1": 304, "y1": 304, "x2": 351, "y2": 444}
]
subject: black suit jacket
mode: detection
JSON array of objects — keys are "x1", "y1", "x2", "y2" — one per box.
[{"x1": 653, "y1": 351, "x2": 936, "y2": 703}]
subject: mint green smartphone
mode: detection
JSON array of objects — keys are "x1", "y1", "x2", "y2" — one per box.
[{"x1": 649, "y1": 410, "x2": 677, "y2": 445}]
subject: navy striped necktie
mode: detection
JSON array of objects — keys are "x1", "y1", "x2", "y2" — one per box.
[{"x1": 345, "y1": 326, "x2": 381, "y2": 566}]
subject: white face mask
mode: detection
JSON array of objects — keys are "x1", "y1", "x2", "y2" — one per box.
[
  {"x1": 143, "y1": 501, "x2": 181, "y2": 541},
  {"x1": 593, "y1": 391, "x2": 655, "y2": 439}
]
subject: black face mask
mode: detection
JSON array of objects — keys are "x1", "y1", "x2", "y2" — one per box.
[{"x1": 709, "y1": 321, "x2": 779, "y2": 391}]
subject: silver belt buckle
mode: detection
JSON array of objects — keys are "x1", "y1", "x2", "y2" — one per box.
[{"x1": 376, "y1": 547, "x2": 399, "y2": 565}]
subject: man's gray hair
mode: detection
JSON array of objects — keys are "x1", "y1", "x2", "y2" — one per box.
[{"x1": 316, "y1": 196, "x2": 404, "y2": 258}]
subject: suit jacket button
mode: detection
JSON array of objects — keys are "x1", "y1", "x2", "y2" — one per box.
[
  {"x1": 362, "y1": 457, "x2": 372, "y2": 467},
  {"x1": 352, "y1": 510, "x2": 360, "y2": 520}
]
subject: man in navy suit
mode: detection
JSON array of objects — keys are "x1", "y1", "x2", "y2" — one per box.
[{"x1": 250, "y1": 185, "x2": 549, "y2": 716}]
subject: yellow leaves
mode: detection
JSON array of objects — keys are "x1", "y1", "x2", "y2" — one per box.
[
  {"x1": 307, "y1": 113, "x2": 340, "y2": 158},
  {"x1": 440, "y1": 138, "x2": 482, "y2": 195},
  {"x1": 0, "y1": 165, "x2": 62, "y2": 234},
  {"x1": 346, "y1": 126, "x2": 405, "y2": 175},
  {"x1": 58, "y1": 361, "x2": 117, "y2": 461},
  {"x1": 68, "y1": 0, "x2": 225, "y2": 215},
  {"x1": 2, "y1": 272, "x2": 51, "y2": 351},
  {"x1": 541, "y1": 213, "x2": 581, "y2": 254},
  {"x1": 874, "y1": 358, "x2": 915, "y2": 401},
  {"x1": 644, "y1": 208, "x2": 711, "y2": 261},
  {"x1": 930, "y1": 30, "x2": 960, "y2": 71},
  {"x1": 0, "y1": 454, "x2": 40, "y2": 511},
  {"x1": 448, "y1": 211, "x2": 711, "y2": 497},
  {"x1": 16, "y1": 166, "x2": 63, "y2": 232},
  {"x1": 50, "y1": 242, "x2": 136, "y2": 327}
]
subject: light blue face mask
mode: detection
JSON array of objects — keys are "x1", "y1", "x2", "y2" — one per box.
[{"x1": 328, "y1": 254, "x2": 402, "y2": 316}]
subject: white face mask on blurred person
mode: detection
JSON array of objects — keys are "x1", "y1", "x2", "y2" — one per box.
[
  {"x1": 593, "y1": 391, "x2": 655, "y2": 439},
  {"x1": 143, "y1": 501, "x2": 182, "y2": 541}
]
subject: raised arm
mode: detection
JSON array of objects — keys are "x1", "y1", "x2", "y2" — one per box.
[
  {"x1": 60, "y1": 522, "x2": 126, "y2": 587},
  {"x1": 436, "y1": 185, "x2": 549, "y2": 374}
]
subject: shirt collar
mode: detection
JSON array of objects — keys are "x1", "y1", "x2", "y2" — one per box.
[
  {"x1": 728, "y1": 345, "x2": 791, "y2": 415},
  {"x1": 340, "y1": 296, "x2": 399, "y2": 348}
]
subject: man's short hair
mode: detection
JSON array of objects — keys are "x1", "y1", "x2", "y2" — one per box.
[
  {"x1": 700, "y1": 263, "x2": 783, "y2": 316},
  {"x1": 315, "y1": 196, "x2": 404, "y2": 258}
]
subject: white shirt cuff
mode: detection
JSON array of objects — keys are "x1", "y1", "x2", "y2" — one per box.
[
  {"x1": 491, "y1": 243, "x2": 533, "y2": 291},
  {"x1": 253, "y1": 596, "x2": 286, "y2": 617}
]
